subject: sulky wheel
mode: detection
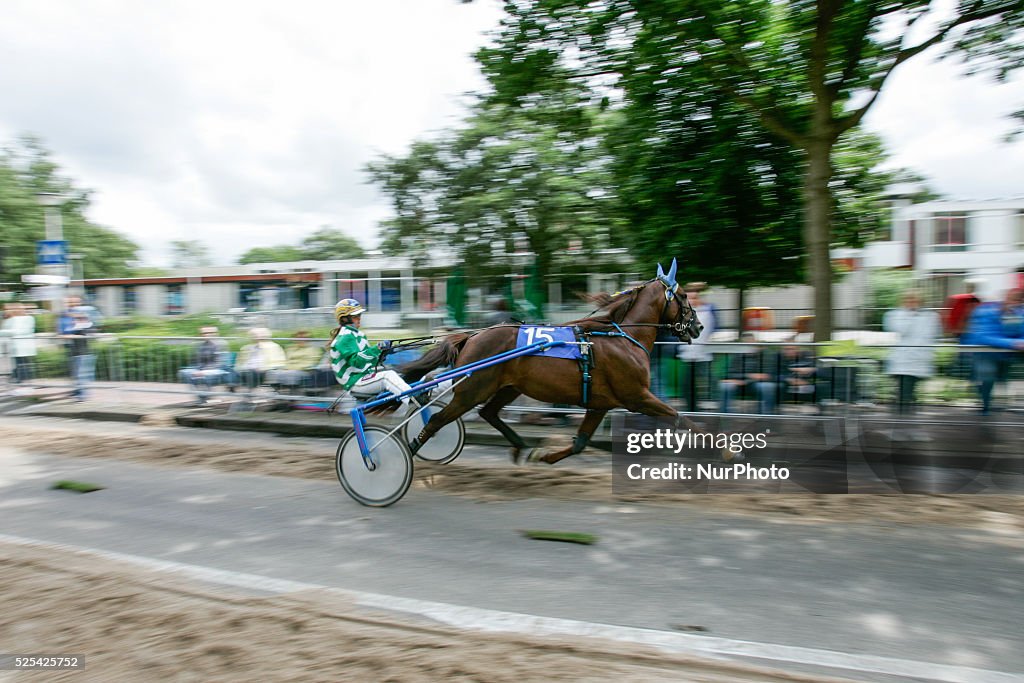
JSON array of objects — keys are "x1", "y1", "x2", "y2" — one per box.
[
  {"x1": 336, "y1": 426, "x2": 413, "y2": 507},
  {"x1": 403, "y1": 400, "x2": 466, "y2": 465}
]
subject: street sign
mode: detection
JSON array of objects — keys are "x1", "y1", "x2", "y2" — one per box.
[
  {"x1": 22, "y1": 273, "x2": 70, "y2": 285},
  {"x1": 36, "y1": 240, "x2": 68, "y2": 265}
]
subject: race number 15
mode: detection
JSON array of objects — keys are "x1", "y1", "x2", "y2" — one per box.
[{"x1": 523, "y1": 327, "x2": 555, "y2": 345}]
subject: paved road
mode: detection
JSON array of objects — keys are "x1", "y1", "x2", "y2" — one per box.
[{"x1": 1, "y1": 424, "x2": 1022, "y2": 682}]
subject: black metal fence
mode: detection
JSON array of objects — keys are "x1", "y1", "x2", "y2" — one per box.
[{"x1": 4, "y1": 335, "x2": 1023, "y2": 417}]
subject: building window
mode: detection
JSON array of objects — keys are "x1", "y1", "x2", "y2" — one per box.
[
  {"x1": 122, "y1": 286, "x2": 137, "y2": 314},
  {"x1": 932, "y1": 212, "x2": 967, "y2": 252},
  {"x1": 337, "y1": 277, "x2": 367, "y2": 309},
  {"x1": 166, "y1": 284, "x2": 185, "y2": 315},
  {"x1": 380, "y1": 279, "x2": 401, "y2": 312}
]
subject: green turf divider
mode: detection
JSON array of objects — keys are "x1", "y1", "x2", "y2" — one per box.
[
  {"x1": 51, "y1": 480, "x2": 105, "y2": 493},
  {"x1": 520, "y1": 530, "x2": 597, "y2": 545}
]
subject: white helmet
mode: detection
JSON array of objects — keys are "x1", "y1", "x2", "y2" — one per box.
[{"x1": 334, "y1": 298, "x2": 366, "y2": 320}]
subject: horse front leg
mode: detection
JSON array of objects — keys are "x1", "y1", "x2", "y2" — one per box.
[
  {"x1": 478, "y1": 387, "x2": 531, "y2": 464},
  {"x1": 626, "y1": 390, "x2": 743, "y2": 463},
  {"x1": 535, "y1": 409, "x2": 608, "y2": 465}
]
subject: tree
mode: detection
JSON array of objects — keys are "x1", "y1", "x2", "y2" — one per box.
[
  {"x1": 169, "y1": 240, "x2": 212, "y2": 268},
  {"x1": 300, "y1": 227, "x2": 366, "y2": 260},
  {"x1": 236, "y1": 227, "x2": 365, "y2": 265},
  {"x1": 238, "y1": 245, "x2": 306, "y2": 264},
  {"x1": 0, "y1": 135, "x2": 140, "y2": 286},
  {"x1": 477, "y1": 0, "x2": 1023, "y2": 339},
  {"x1": 367, "y1": 96, "x2": 624, "y2": 297}
]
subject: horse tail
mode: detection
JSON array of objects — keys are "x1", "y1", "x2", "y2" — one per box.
[{"x1": 398, "y1": 332, "x2": 473, "y2": 383}]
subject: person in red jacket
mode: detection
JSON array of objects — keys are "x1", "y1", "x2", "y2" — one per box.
[{"x1": 943, "y1": 282, "x2": 981, "y2": 340}]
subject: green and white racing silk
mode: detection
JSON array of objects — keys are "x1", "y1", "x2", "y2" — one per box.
[{"x1": 330, "y1": 325, "x2": 382, "y2": 390}]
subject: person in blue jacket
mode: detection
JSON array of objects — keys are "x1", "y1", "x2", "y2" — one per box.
[{"x1": 962, "y1": 288, "x2": 1024, "y2": 415}]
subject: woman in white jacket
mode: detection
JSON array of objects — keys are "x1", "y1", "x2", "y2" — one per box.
[
  {"x1": 883, "y1": 290, "x2": 940, "y2": 416},
  {"x1": 0, "y1": 303, "x2": 36, "y2": 384}
]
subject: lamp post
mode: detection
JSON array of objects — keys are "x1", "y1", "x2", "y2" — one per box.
[
  {"x1": 35, "y1": 192, "x2": 68, "y2": 310},
  {"x1": 37, "y1": 192, "x2": 65, "y2": 240}
]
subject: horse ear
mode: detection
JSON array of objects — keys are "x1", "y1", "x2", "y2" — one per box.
[
  {"x1": 667, "y1": 258, "x2": 678, "y2": 285},
  {"x1": 657, "y1": 263, "x2": 665, "y2": 280}
]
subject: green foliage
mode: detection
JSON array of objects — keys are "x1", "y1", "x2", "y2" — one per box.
[
  {"x1": 0, "y1": 135, "x2": 141, "y2": 286},
  {"x1": 367, "y1": 96, "x2": 623, "y2": 292},
  {"x1": 866, "y1": 269, "x2": 915, "y2": 327},
  {"x1": 237, "y1": 227, "x2": 365, "y2": 264},
  {"x1": 99, "y1": 314, "x2": 232, "y2": 337},
  {"x1": 476, "y1": 0, "x2": 1023, "y2": 338},
  {"x1": 300, "y1": 227, "x2": 365, "y2": 260},
  {"x1": 170, "y1": 240, "x2": 212, "y2": 268},
  {"x1": 238, "y1": 246, "x2": 306, "y2": 264}
]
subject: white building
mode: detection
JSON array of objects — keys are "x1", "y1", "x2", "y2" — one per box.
[
  {"x1": 81, "y1": 257, "x2": 445, "y2": 329},
  {"x1": 864, "y1": 191, "x2": 1024, "y2": 301}
]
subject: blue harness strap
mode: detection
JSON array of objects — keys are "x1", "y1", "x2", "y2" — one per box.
[{"x1": 589, "y1": 323, "x2": 650, "y2": 358}]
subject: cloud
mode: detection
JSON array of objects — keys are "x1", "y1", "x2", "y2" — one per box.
[
  {"x1": 0, "y1": 0, "x2": 1020, "y2": 269},
  {"x1": 864, "y1": 54, "x2": 1024, "y2": 199},
  {"x1": 0, "y1": 0, "x2": 501, "y2": 266}
]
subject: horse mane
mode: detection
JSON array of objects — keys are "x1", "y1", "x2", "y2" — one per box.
[{"x1": 565, "y1": 281, "x2": 651, "y2": 326}]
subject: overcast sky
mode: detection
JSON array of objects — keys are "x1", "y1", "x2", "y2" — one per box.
[{"x1": 1, "y1": 0, "x2": 1022, "y2": 268}]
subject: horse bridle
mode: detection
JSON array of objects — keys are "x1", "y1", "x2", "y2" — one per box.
[{"x1": 659, "y1": 283, "x2": 699, "y2": 342}]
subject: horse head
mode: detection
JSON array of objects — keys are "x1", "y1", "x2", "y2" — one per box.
[{"x1": 656, "y1": 258, "x2": 702, "y2": 343}]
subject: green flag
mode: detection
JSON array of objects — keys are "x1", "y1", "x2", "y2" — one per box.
[{"x1": 446, "y1": 268, "x2": 467, "y2": 327}]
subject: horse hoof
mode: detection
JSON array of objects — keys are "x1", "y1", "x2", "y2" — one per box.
[
  {"x1": 527, "y1": 448, "x2": 545, "y2": 464},
  {"x1": 510, "y1": 448, "x2": 522, "y2": 465}
]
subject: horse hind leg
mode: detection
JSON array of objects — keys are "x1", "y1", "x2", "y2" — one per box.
[
  {"x1": 478, "y1": 387, "x2": 531, "y2": 464},
  {"x1": 535, "y1": 409, "x2": 607, "y2": 465},
  {"x1": 409, "y1": 392, "x2": 477, "y2": 454}
]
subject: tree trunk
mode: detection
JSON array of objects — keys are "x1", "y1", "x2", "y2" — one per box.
[
  {"x1": 803, "y1": 137, "x2": 834, "y2": 341},
  {"x1": 736, "y1": 287, "x2": 746, "y2": 335}
]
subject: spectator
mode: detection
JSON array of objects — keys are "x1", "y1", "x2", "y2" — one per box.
[
  {"x1": 179, "y1": 326, "x2": 233, "y2": 405},
  {"x1": 0, "y1": 303, "x2": 36, "y2": 388},
  {"x1": 266, "y1": 330, "x2": 330, "y2": 391},
  {"x1": 235, "y1": 327, "x2": 286, "y2": 390},
  {"x1": 780, "y1": 342, "x2": 817, "y2": 408},
  {"x1": 678, "y1": 282, "x2": 717, "y2": 412},
  {"x1": 883, "y1": 290, "x2": 941, "y2": 416},
  {"x1": 719, "y1": 332, "x2": 777, "y2": 414},
  {"x1": 0, "y1": 305, "x2": 11, "y2": 382},
  {"x1": 962, "y1": 288, "x2": 1024, "y2": 415},
  {"x1": 59, "y1": 304, "x2": 96, "y2": 402},
  {"x1": 943, "y1": 282, "x2": 981, "y2": 340}
]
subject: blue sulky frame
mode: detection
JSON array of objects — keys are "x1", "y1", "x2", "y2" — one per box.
[{"x1": 349, "y1": 339, "x2": 569, "y2": 469}]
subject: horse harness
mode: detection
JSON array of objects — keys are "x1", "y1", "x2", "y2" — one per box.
[
  {"x1": 570, "y1": 279, "x2": 694, "y2": 408},
  {"x1": 571, "y1": 324, "x2": 647, "y2": 408}
]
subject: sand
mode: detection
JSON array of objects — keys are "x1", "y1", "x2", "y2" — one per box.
[
  {"x1": 0, "y1": 422, "x2": 1021, "y2": 533},
  {"x1": 0, "y1": 541, "x2": 842, "y2": 683},
  {"x1": 2, "y1": 420, "x2": 1020, "y2": 681}
]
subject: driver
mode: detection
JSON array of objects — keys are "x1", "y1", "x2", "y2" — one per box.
[{"x1": 329, "y1": 298, "x2": 414, "y2": 408}]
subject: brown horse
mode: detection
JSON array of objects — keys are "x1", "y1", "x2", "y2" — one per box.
[{"x1": 399, "y1": 263, "x2": 702, "y2": 464}]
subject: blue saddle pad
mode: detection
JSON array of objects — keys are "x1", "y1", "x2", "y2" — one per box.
[{"x1": 515, "y1": 326, "x2": 581, "y2": 360}]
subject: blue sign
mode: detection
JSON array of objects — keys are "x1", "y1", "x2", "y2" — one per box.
[
  {"x1": 515, "y1": 326, "x2": 581, "y2": 360},
  {"x1": 36, "y1": 240, "x2": 68, "y2": 265}
]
